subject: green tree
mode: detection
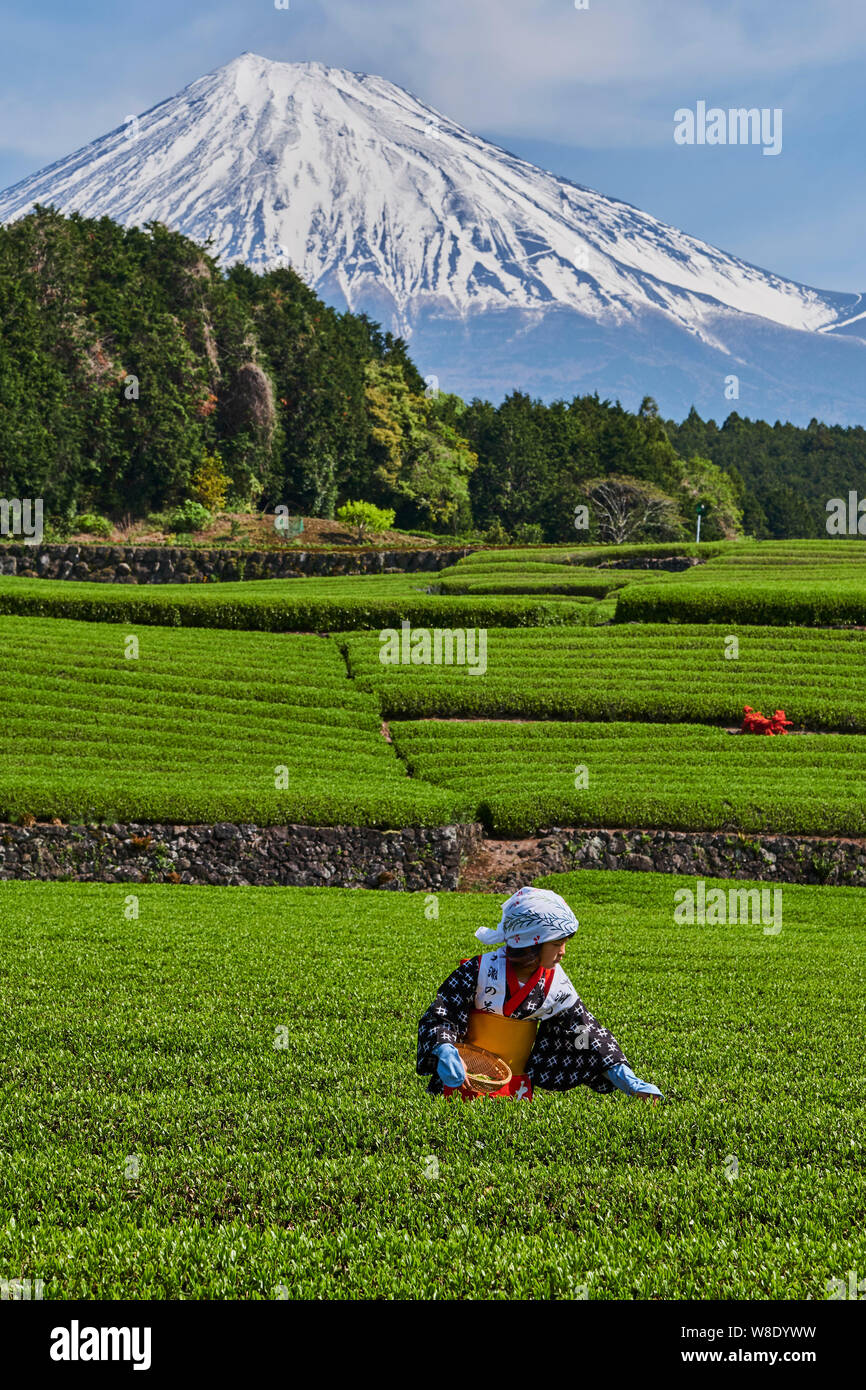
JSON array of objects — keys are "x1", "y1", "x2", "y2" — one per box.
[
  {"x1": 336, "y1": 500, "x2": 396, "y2": 543},
  {"x1": 363, "y1": 360, "x2": 477, "y2": 528}
]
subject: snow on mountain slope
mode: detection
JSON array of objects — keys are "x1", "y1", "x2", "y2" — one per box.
[
  {"x1": 0, "y1": 53, "x2": 858, "y2": 339},
  {"x1": 1, "y1": 53, "x2": 864, "y2": 422}
]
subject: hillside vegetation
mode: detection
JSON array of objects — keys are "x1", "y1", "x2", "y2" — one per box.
[{"x1": 3, "y1": 209, "x2": 865, "y2": 542}]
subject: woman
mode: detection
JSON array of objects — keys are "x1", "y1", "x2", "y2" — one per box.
[{"x1": 417, "y1": 886, "x2": 663, "y2": 1104}]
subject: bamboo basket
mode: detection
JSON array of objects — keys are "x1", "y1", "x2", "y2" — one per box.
[{"x1": 456, "y1": 1042, "x2": 512, "y2": 1095}]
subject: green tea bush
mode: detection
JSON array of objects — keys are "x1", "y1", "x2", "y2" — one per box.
[
  {"x1": 616, "y1": 581, "x2": 866, "y2": 627},
  {"x1": 391, "y1": 718, "x2": 866, "y2": 835},
  {"x1": 436, "y1": 571, "x2": 656, "y2": 597},
  {"x1": 0, "y1": 616, "x2": 464, "y2": 826},
  {"x1": 0, "y1": 877, "x2": 862, "y2": 1298},
  {"x1": 0, "y1": 576, "x2": 579, "y2": 632},
  {"x1": 344, "y1": 624, "x2": 866, "y2": 730}
]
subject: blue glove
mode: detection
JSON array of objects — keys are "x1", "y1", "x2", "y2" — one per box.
[
  {"x1": 606, "y1": 1062, "x2": 664, "y2": 1100},
  {"x1": 433, "y1": 1043, "x2": 467, "y2": 1088}
]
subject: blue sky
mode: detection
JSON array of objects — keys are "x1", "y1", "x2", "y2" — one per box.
[{"x1": 1, "y1": 0, "x2": 863, "y2": 290}]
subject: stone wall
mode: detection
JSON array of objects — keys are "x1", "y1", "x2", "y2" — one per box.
[
  {"x1": 481, "y1": 827, "x2": 866, "y2": 890},
  {"x1": 0, "y1": 821, "x2": 485, "y2": 890},
  {"x1": 596, "y1": 555, "x2": 701, "y2": 572},
  {"x1": 1, "y1": 821, "x2": 863, "y2": 889},
  {"x1": 0, "y1": 543, "x2": 474, "y2": 584}
]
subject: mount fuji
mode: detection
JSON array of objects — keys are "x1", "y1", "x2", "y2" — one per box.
[{"x1": 1, "y1": 52, "x2": 864, "y2": 424}]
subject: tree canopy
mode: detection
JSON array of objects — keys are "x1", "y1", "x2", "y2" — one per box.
[{"x1": 1, "y1": 208, "x2": 861, "y2": 541}]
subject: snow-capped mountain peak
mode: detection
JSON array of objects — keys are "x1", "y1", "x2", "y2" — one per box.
[
  {"x1": 1, "y1": 53, "x2": 864, "y2": 422},
  {"x1": 0, "y1": 52, "x2": 856, "y2": 336}
]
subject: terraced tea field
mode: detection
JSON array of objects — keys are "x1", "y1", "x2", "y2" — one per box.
[
  {"x1": 437, "y1": 539, "x2": 866, "y2": 626},
  {"x1": 0, "y1": 615, "x2": 461, "y2": 826},
  {"x1": 450, "y1": 541, "x2": 720, "y2": 567},
  {"x1": 2, "y1": 533, "x2": 864, "y2": 1311},
  {"x1": 346, "y1": 624, "x2": 866, "y2": 729},
  {"x1": 1, "y1": 876, "x2": 861, "y2": 1299},
  {"x1": 615, "y1": 576, "x2": 866, "y2": 626},
  {"x1": 4, "y1": 611, "x2": 865, "y2": 835},
  {"x1": 0, "y1": 572, "x2": 580, "y2": 632},
  {"x1": 392, "y1": 719, "x2": 866, "y2": 835},
  {"x1": 434, "y1": 564, "x2": 657, "y2": 597}
]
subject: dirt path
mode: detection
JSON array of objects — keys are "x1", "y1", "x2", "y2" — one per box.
[{"x1": 458, "y1": 836, "x2": 552, "y2": 893}]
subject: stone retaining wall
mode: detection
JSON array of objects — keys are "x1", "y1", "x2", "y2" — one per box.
[
  {"x1": 1, "y1": 822, "x2": 862, "y2": 889},
  {"x1": 0, "y1": 822, "x2": 485, "y2": 890},
  {"x1": 596, "y1": 555, "x2": 700, "y2": 572},
  {"x1": 494, "y1": 827, "x2": 866, "y2": 889},
  {"x1": 0, "y1": 543, "x2": 474, "y2": 584}
]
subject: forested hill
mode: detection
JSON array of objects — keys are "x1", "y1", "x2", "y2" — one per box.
[
  {"x1": 666, "y1": 409, "x2": 866, "y2": 540},
  {"x1": 0, "y1": 207, "x2": 863, "y2": 542},
  {"x1": 0, "y1": 205, "x2": 477, "y2": 529}
]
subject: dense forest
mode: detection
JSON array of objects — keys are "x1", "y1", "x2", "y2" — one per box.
[{"x1": 1, "y1": 207, "x2": 864, "y2": 543}]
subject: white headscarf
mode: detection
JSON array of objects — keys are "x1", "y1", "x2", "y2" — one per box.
[{"x1": 475, "y1": 886, "x2": 580, "y2": 948}]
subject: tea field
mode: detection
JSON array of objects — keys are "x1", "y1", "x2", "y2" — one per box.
[
  {"x1": 4, "y1": 610, "x2": 865, "y2": 834},
  {"x1": 0, "y1": 572, "x2": 581, "y2": 632},
  {"x1": 392, "y1": 719, "x2": 866, "y2": 835},
  {"x1": 0, "y1": 875, "x2": 863, "y2": 1299},
  {"x1": 0, "y1": 615, "x2": 461, "y2": 826},
  {"x1": 437, "y1": 539, "x2": 866, "y2": 625},
  {"x1": 3, "y1": 538, "x2": 862, "y2": 633},
  {"x1": 345, "y1": 623, "x2": 866, "y2": 727}
]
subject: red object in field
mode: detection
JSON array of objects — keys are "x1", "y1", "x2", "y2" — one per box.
[
  {"x1": 443, "y1": 1073, "x2": 533, "y2": 1103},
  {"x1": 741, "y1": 705, "x2": 792, "y2": 735}
]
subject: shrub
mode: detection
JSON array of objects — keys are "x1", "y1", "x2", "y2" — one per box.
[
  {"x1": 0, "y1": 576, "x2": 579, "y2": 632},
  {"x1": 191, "y1": 453, "x2": 230, "y2": 513},
  {"x1": 614, "y1": 581, "x2": 866, "y2": 627},
  {"x1": 0, "y1": 617, "x2": 466, "y2": 827},
  {"x1": 391, "y1": 718, "x2": 866, "y2": 836},
  {"x1": 336, "y1": 500, "x2": 396, "y2": 543},
  {"x1": 168, "y1": 499, "x2": 212, "y2": 534},
  {"x1": 344, "y1": 624, "x2": 866, "y2": 731},
  {"x1": 73, "y1": 512, "x2": 113, "y2": 538},
  {"x1": 1, "y1": 875, "x2": 862, "y2": 1298},
  {"x1": 40, "y1": 519, "x2": 74, "y2": 543},
  {"x1": 483, "y1": 519, "x2": 511, "y2": 546}
]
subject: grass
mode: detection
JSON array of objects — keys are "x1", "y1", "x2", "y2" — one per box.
[
  {"x1": 391, "y1": 719, "x2": 866, "y2": 835},
  {"x1": 0, "y1": 615, "x2": 462, "y2": 827},
  {"x1": 344, "y1": 624, "x2": 866, "y2": 730},
  {"x1": 0, "y1": 875, "x2": 862, "y2": 1299}
]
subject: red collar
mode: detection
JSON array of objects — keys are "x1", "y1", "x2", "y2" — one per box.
[{"x1": 504, "y1": 960, "x2": 554, "y2": 1016}]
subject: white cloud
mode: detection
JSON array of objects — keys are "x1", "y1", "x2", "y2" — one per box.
[
  {"x1": 315, "y1": 0, "x2": 866, "y2": 143},
  {"x1": 1, "y1": 0, "x2": 864, "y2": 171}
]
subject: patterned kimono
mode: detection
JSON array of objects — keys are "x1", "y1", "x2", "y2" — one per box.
[{"x1": 417, "y1": 949, "x2": 628, "y2": 1097}]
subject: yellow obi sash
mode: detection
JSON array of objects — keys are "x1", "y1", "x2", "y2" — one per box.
[{"x1": 466, "y1": 1009, "x2": 537, "y2": 1075}]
